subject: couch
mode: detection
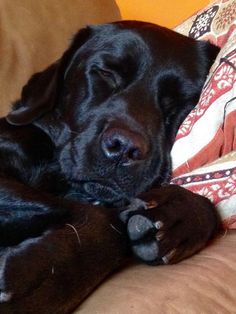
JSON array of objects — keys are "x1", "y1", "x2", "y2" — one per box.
[{"x1": 0, "y1": 1, "x2": 235, "y2": 313}]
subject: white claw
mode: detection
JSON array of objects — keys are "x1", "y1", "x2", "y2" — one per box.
[
  {"x1": 154, "y1": 220, "x2": 163, "y2": 230},
  {"x1": 0, "y1": 291, "x2": 12, "y2": 303},
  {"x1": 162, "y1": 249, "x2": 176, "y2": 265},
  {"x1": 92, "y1": 200, "x2": 101, "y2": 205},
  {"x1": 162, "y1": 255, "x2": 169, "y2": 265},
  {"x1": 146, "y1": 200, "x2": 158, "y2": 209}
]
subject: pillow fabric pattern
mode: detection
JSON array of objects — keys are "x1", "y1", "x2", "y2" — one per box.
[{"x1": 171, "y1": 0, "x2": 236, "y2": 229}]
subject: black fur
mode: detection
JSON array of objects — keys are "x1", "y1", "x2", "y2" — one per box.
[{"x1": 0, "y1": 22, "x2": 221, "y2": 313}]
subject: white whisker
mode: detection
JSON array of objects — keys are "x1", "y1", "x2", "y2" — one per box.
[
  {"x1": 66, "y1": 223, "x2": 81, "y2": 247},
  {"x1": 110, "y1": 224, "x2": 122, "y2": 235}
]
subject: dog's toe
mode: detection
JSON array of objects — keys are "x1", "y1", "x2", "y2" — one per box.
[
  {"x1": 127, "y1": 214, "x2": 162, "y2": 263},
  {"x1": 132, "y1": 241, "x2": 159, "y2": 262},
  {"x1": 127, "y1": 214, "x2": 155, "y2": 241}
]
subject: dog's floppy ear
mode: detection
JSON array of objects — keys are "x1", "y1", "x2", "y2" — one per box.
[
  {"x1": 6, "y1": 63, "x2": 59, "y2": 126},
  {"x1": 158, "y1": 39, "x2": 219, "y2": 142},
  {"x1": 6, "y1": 27, "x2": 91, "y2": 126}
]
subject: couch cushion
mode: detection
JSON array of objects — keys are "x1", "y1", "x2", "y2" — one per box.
[
  {"x1": 77, "y1": 231, "x2": 236, "y2": 313},
  {"x1": 170, "y1": 0, "x2": 236, "y2": 228},
  {"x1": 0, "y1": 0, "x2": 121, "y2": 116}
]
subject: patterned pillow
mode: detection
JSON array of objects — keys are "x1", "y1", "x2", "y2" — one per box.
[{"x1": 171, "y1": 0, "x2": 236, "y2": 229}]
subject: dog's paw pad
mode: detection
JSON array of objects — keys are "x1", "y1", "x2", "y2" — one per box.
[
  {"x1": 127, "y1": 214, "x2": 155, "y2": 241},
  {"x1": 132, "y1": 241, "x2": 159, "y2": 263},
  {"x1": 127, "y1": 214, "x2": 163, "y2": 263},
  {"x1": 126, "y1": 213, "x2": 178, "y2": 264}
]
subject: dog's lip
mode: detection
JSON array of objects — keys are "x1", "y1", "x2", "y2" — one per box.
[
  {"x1": 82, "y1": 181, "x2": 124, "y2": 202},
  {"x1": 70, "y1": 178, "x2": 126, "y2": 204}
]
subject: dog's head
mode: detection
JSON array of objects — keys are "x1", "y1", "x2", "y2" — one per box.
[{"x1": 6, "y1": 21, "x2": 219, "y2": 204}]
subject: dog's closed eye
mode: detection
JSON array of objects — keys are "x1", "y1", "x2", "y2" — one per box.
[{"x1": 93, "y1": 67, "x2": 119, "y2": 90}]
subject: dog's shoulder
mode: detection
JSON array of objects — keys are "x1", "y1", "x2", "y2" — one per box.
[{"x1": 0, "y1": 118, "x2": 55, "y2": 181}]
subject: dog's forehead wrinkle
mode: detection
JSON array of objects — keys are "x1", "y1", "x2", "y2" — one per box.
[
  {"x1": 96, "y1": 32, "x2": 151, "y2": 73},
  {"x1": 66, "y1": 27, "x2": 152, "y2": 80}
]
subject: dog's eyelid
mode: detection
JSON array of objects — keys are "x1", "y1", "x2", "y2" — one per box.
[
  {"x1": 93, "y1": 67, "x2": 119, "y2": 89},
  {"x1": 99, "y1": 69, "x2": 116, "y2": 83},
  {"x1": 97, "y1": 68, "x2": 112, "y2": 77}
]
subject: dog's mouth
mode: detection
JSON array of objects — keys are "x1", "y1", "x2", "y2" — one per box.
[
  {"x1": 69, "y1": 179, "x2": 129, "y2": 206},
  {"x1": 83, "y1": 181, "x2": 123, "y2": 203}
]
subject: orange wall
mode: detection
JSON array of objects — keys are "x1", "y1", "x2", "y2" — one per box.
[{"x1": 116, "y1": 0, "x2": 210, "y2": 28}]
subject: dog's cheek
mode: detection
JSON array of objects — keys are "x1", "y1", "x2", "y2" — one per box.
[
  {"x1": 142, "y1": 136, "x2": 170, "y2": 187},
  {"x1": 58, "y1": 142, "x2": 77, "y2": 180},
  {"x1": 58, "y1": 136, "x2": 94, "y2": 182}
]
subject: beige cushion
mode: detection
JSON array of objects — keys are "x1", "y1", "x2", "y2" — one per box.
[
  {"x1": 78, "y1": 231, "x2": 236, "y2": 313},
  {"x1": 0, "y1": 0, "x2": 121, "y2": 116}
]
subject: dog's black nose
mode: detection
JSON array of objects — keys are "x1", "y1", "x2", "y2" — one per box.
[{"x1": 101, "y1": 128, "x2": 148, "y2": 165}]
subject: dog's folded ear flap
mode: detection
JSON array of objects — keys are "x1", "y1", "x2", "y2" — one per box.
[
  {"x1": 6, "y1": 63, "x2": 59, "y2": 125},
  {"x1": 6, "y1": 27, "x2": 92, "y2": 126}
]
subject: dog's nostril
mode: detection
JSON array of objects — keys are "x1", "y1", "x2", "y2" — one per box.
[
  {"x1": 101, "y1": 128, "x2": 148, "y2": 164},
  {"x1": 106, "y1": 139, "x2": 122, "y2": 155},
  {"x1": 102, "y1": 135, "x2": 128, "y2": 159},
  {"x1": 128, "y1": 148, "x2": 141, "y2": 160}
]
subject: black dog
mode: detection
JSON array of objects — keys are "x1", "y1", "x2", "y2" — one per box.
[{"x1": 0, "y1": 21, "x2": 220, "y2": 313}]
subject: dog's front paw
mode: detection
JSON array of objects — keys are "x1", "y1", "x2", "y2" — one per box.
[
  {"x1": 0, "y1": 232, "x2": 53, "y2": 307},
  {"x1": 120, "y1": 185, "x2": 221, "y2": 265}
]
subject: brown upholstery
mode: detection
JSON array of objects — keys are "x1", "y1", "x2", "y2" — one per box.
[
  {"x1": 0, "y1": 1, "x2": 235, "y2": 313},
  {"x1": 79, "y1": 232, "x2": 236, "y2": 313},
  {"x1": 0, "y1": 0, "x2": 121, "y2": 116}
]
